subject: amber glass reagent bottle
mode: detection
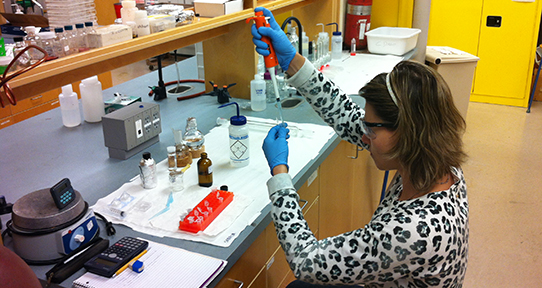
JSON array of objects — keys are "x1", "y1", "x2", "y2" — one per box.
[{"x1": 197, "y1": 152, "x2": 213, "y2": 187}]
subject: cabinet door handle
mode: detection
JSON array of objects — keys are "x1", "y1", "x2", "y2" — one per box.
[
  {"x1": 299, "y1": 199, "x2": 308, "y2": 210},
  {"x1": 349, "y1": 145, "x2": 364, "y2": 159},
  {"x1": 30, "y1": 95, "x2": 43, "y2": 101},
  {"x1": 232, "y1": 279, "x2": 244, "y2": 288}
]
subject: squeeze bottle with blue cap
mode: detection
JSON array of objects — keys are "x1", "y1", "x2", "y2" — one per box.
[
  {"x1": 219, "y1": 102, "x2": 249, "y2": 167},
  {"x1": 327, "y1": 23, "x2": 342, "y2": 60}
]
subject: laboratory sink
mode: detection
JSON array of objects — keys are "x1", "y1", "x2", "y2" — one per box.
[{"x1": 280, "y1": 97, "x2": 304, "y2": 109}]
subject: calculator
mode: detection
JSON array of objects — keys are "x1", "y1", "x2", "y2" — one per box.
[
  {"x1": 84, "y1": 236, "x2": 149, "y2": 277},
  {"x1": 49, "y1": 178, "x2": 76, "y2": 210}
]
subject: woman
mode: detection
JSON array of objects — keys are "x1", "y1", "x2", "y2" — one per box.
[{"x1": 255, "y1": 8, "x2": 469, "y2": 288}]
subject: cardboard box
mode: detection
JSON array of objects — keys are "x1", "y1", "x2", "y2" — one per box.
[
  {"x1": 148, "y1": 14, "x2": 176, "y2": 34},
  {"x1": 88, "y1": 25, "x2": 133, "y2": 48},
  {"x1": 194, "y1": 0, "x2": 243, "y2": 17}
]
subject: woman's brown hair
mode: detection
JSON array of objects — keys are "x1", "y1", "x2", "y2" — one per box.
[{"x1": 360, "y1": 60, "x2": 467, "y2": 193}]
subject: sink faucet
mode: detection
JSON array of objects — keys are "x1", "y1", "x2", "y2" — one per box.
[{"x1": 281, "y1": 17, "x2": 303, "y2": 54}]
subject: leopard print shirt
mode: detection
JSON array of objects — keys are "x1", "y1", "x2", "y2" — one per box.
[{"x1": 266, "y1": 60, "x2": 469, "y2": 287}]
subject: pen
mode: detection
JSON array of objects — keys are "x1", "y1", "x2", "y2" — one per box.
[{"x1": 113, "y1": 249, "x2": 148, "y2": 278}]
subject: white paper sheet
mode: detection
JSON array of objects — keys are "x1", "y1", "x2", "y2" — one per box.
[{"x1": 92, "y1": 117, "x2": 334, "y2": 247}]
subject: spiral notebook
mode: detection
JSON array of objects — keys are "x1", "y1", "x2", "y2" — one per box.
[{"x1": 73, "y1": 239, "x2": 226, "y2": 288}]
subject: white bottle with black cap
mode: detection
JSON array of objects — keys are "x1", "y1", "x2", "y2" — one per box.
[
  {"x1": 139, "y1": 151, "x2": 157, "y2": 189},
  {"x1": 219, "y1": 102, "x2": 249, "y2": 167}
]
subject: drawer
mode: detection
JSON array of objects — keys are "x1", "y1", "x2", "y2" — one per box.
[
  {"x1": 215, "y1": 231, "x2": 267, "y2": 288},
  {"x1": 266, "y1": 245, "x2": 291, "y2": 288},
  {"x1": 0, "y1": 116, "x2": 14, "y2": 129},
  {"x1": 12, "y1": 99, "x2": 60, "y2": 124},
  {"x1": 0, "y1": 104, "x2": 10, "y2": 119},
  {"x1": 10, "y1": 88, "x2": 60, "y2": 114},
  {"x1": 247, "y1": 266, "x2": 266, "y2": 288}
]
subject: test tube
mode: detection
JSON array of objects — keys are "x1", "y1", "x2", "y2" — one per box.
[{"x1": 350, "y1": 38, "x2": 356, "y2": 56}]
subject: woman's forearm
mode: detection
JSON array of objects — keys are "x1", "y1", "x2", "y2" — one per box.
[{"x1": 285, "y1": 53, "x2": 306, "y2": 77}]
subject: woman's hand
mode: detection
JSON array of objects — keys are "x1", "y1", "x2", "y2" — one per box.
[
  {"x1": 262, "y1": 124, "x2": 290, "y2": 175},
  {"x1": 251, "y1": 7, "x2": 297, "y2": 71}
]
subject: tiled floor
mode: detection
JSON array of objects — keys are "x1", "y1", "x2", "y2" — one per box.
[
  {"x1": 461, "y1": 101, "x2": 542, "y2": 287},
  {"x1": 111, "y1": 64, "x2": 542, "y2": 286}
]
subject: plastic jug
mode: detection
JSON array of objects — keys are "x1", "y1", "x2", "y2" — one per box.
[
  {"x1": 59, "y1": 84, "x2": 81, "y2": 127},
  {"x1": 80, "y1": 75, "x2": 105, "y2": 123}
]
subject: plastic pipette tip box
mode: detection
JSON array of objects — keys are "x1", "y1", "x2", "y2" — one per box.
[{"x1": 179, "y1": 190, "x2": 234, "y2": 233}]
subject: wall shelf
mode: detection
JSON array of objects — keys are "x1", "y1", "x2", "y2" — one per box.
[{"x1": 7, "y1": 0, "x2": 316, "y2": 103}]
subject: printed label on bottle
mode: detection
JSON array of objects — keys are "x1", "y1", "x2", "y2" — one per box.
[{"x1": 229, "y1": 135, "x2": 249, "y2": 161}]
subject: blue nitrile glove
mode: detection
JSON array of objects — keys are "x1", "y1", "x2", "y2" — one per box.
[
  {"x1": 251, "y1": 7, "x2": 297, "y2": 71},
  {"x1": 262, "y1": 123, "x2": 290, "y2": 175}
]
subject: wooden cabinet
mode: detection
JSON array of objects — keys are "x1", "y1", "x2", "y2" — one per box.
[
  {"x1": 215, "y1": 231, "x2": 267, "y2": 288},
  {"x1": 220, "y1": 140, "x2": 383, "y2": 288},
  {"x1": 218, "y1": 169, "x2": 321, "y2": 288},
  {"x1": 428, "y1": 0, "x2": 542, "y2": 107},
  {"x1": 319, "y1": 141, "x2": 384, "y2": 238},
  {"x1": 0, "y1": 104, "x2": 13, "y2": 129}
]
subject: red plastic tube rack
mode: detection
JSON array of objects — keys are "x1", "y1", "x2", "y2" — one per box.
[{"x1": 179, "y1": 190, "x2": 234, "y2": 233}]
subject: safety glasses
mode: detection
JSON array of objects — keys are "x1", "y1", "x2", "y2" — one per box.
[{"x1": 361, "y1": 120, "x2": 395, "y2": 139}]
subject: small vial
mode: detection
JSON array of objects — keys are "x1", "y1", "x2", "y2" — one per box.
[
  {"x1": 167, "y1": 146, "x2": 176, "y2": 170},
  {"x1": 350, "y1": 38, "x2": 356, "y2": 56}
]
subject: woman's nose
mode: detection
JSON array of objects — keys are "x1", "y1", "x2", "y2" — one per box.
[{"x1": 361, "y1": 133, "x2": 370, "y2": 146}]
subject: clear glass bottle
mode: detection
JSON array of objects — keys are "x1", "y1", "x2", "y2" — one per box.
[
  {"x1": 84, "y1": 22, "x2": 97, "y2": 49},
  {"x1": 75, "y1": 23, "x2": 88, "y2": 52},
  {"x1": 12, "y1": 37, "x2": 30, "y2": 69},
  {"x1": 37, "y1": 31, "x2": 56, "y2": 59},
  {"x1": 197, "y1": 152, "x2": 213, "y2": 187},
  {"x1": 289, "y1": 26, "x2": 299, "y2": 52},
  {"x1": 63, "y1": 25, "x2": 78, "y2": 55},
  {"x1": 183, "y1": 117, "x2": 205, "y2": 158},
  {"x1": 301, "y1": 31, "x2": 309, "y2": 58},
  {"x1": 24, "y1": 26, "x2": 41, "y2": 64},
  {"x1": 53, "y1": 27, "x2": 68, "y2": 58}
]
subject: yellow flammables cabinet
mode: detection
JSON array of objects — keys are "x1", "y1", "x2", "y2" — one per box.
[{"x1": 428, "y1": 0, "x2": 542, "y2": 107}]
